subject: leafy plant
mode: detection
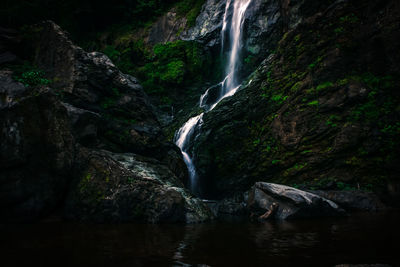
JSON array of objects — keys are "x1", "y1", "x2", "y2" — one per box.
[{"x1": 12, "y1": 63, "x2": 51, "y2": 87}]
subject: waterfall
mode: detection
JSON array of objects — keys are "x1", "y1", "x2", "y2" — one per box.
[{"x1": 174, "y1": 0, "x2": 252, "y2": 196}]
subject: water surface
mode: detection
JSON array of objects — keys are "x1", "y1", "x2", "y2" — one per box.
[{"x1": 1, "y1": 212, "x2": 398, "y2": 266}]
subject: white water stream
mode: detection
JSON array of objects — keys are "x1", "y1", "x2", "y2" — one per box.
[{"x1": 174, "y1": 0, "x2": 252, "y2": 195}]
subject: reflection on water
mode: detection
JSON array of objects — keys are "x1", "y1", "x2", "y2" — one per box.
[{"x1": 1, "y1": 212, "x2": 398, "y2": 266}]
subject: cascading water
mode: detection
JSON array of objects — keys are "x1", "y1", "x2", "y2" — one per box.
[{"x1": 174, "y1": 0, "x2": 252, "y2": 195}]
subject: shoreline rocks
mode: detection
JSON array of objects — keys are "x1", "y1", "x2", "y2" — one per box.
[{"x1": 247, "y1": 182, "x2": 345, "y2": 220}]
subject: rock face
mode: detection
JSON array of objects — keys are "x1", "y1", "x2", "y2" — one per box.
[
  {"x1": 0, "y1": 21, "x2": 212, "y2": 223},
  {"x1": 191, "y1": 0, "x2": 400, "y2": 200},
  {"x1": 65, "y1": 148, "x2": 212, "y2": 223},
  {"x1": 31, "y1": 21, "x2": 187, "y2": 181},
  {"x1": 0, "y1": 27, "x2": 19, "y2": 65},
  {"x1": 310, "y1": 190, "x2": 386, "y2": 212},
  {"x1": 148, "y1": 9, "x2": 188, "y2": 45},
  {"x1": 0, "y1": 73, "x2": 74, "y2": 222},
  {"x1": 183, "y1": 0, "x2": 336, "y2": 73},
  {"x1": 248, "y1": 182, "x2": 344, "y2": 220}
]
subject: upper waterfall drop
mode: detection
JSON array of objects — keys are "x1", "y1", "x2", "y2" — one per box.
[
  {"x1": 175, "y1": 0, "x2": 252, "y2": 196},
  {"x1": 222, "y1": 0, "x2": 252, "y2": 95}
]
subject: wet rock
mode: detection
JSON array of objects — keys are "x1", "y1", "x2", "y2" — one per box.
[
  {"x1": 65, "y1": 148, "x2": 212, "y2": 223},
  {"x1": 247, "y1": 182, "x2": 344, "y2": 220}
]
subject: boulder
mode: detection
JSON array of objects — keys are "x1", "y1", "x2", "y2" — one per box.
[
  {"x1": 29, "y1": 21, "x2": 188, "y2": 182},
  {"x1": 65, "y1": 148, "x2": 212, "y2": 223},
  {"x1": 0, "y1": 22, "x2": 206, "y2": 223},
  {"x1": 247, "y1": 182, "x2": 344, "y2": 220},
  {"x1": 0, "y1": 73, "x2": 74, "y2": 222},
  {"x1": 0, "y1": 70, "x2": 27, "y2": 109}
]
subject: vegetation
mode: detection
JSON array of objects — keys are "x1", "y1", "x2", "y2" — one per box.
[
  {"x1": 10, "y1": 62, "x2": 51, "y2": 87},
  {"x1": 103, "y1": 39, "x2": 214, "y2": 105}
]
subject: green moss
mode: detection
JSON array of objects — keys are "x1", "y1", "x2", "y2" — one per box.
[
  {"x1": 316, "y1": 81, "x2": 334, "y2": 92},
  {"x1": 334, "y1": 27, "x2": 344, "y2": 34},
  {"x1": 326, "y1": 114, "x2": 340, "y2": 127},
  {"x1": 290, "y1": 81, "x2": 302, "y2": 92},
  {"x1": 271, "y1": 94, "x2": 288, "y2": 103},
  {"x1": 308, "y1": 56, "x2": 323, "y2": 70},
  {"x1": 271, "y1": 159, "x2": 281, "y2": 165},
  {"x1": 307, "y1": 100, "x2": 319, "y2": 106},
  {"x1": 101, "y1": 98, "x2": 116, "y2": 109},
  {"x1": 339, "y1": 14, "x2": 359, "y2": 24},
  {"x1": 160, "y1": 60, "x2": 185, "y2": 83},
  {"x1": 79, "y1": 172, "x2": 92, "y2": 193},
  {"x1": 349, "y1": 73, "x2": 395, "y2": 122}
]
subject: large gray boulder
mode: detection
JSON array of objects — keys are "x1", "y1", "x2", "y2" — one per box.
[
  {"x1": 30, "y1": 21, "x2": 188, "y2": 182},
  {"x1": 0, "y1": 22, "x2": 210, "y2": 223},
  {"x1": 248, "y1": 182, "x2": 344, "y2": 220},
  {"x1": 65, "y1": 148, "x2": 212, "y2": 223}
]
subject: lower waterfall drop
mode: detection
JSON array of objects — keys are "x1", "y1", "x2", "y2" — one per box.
[{"x1": 174, "y1": 0, "x2": 252, "y2": 196}]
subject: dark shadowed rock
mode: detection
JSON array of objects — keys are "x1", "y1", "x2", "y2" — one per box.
[
  {"x1": 148, "y1": 9, "x2": 188, "y2": 45},
  {"x1": 29, "y1": 21, "x2": 188, "y2": 182},
  {"x1": 61, "y1": 102, "x2": 101, "y2": 146},
  {"x1": 0, "y1": 74, "x2": 74, "y2": 222},
  {"x1": 310, "y1": 190, "x2": 386, "y2": 212},
  {"x1": 0, "y1": 27, "x2": 19, "y2": 65},
  {"x1": 335, "y1": 264, "x2": 392, "y2": 267},
  {"x1": 247, "y1": 182, "x2": 344, "y2": 220},
  {"x1": 0, "y1": 70, "x2": 27, "y2": 109}
]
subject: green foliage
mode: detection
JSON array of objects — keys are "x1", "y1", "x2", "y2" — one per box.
[
  {"x1": 316, "y1": 81, "x2": 334, "y2": 92},
  {"x1": 160, "y1": 60, "x2": 185, "y2": 83},
  {"x1": 138, "y1": 40, "x2": 206, "y2": 95},
  {"x1": 334, "y1": 27, "x2": 344, "y2": 34},
  {"x1": 101, "y1": 98, "x2": 116, "y2": 109},
  {"x1": 271, "y1": 94, "x2": 288, "y2": 104},
  {"x1": 350, "y1": 73, "x2": 395, "y2": 122},
  {"x1": 307, "y1": 100, "x2": 319, "y2": 106},
  {"x1": 12, "y1": 63, "x2": 51, "y2": 87},
  {"x1": 176, "y1": 0, "x2": 206, "y2": 27},
  {"x1": 103, "y1": 45, "x2": 121, "y2": 62},
  {"x1": 339, "y1": 14, "x2": 359, "y2": 24},
  {"x1": 308, "y1": 56, "x2": 323, "y2": 70},
  {"x1": 326, "y1": 115, "x2": 340, "y2": 127},
  {"x1": 336, "y1": 181, "x2": 356, "y2": 191},
  {"x1": 111, "y1": 87, "x2": 121, "y2": 97},
  {"x1": 380, "y1": 123, "x2": 400, "y2": 135}
]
